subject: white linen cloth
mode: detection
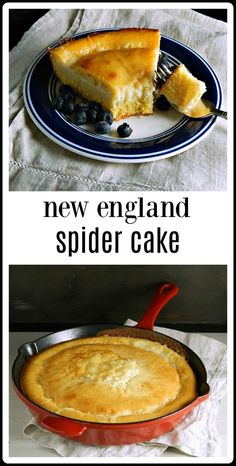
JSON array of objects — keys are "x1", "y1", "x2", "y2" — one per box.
[
  {"x1": 9, "y1": 8, "x2": 227, "y2": 191},
  {"x1": 23, "y1": 324, "x2": 227, "y2": 457}
]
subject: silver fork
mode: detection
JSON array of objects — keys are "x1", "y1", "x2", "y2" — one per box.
[
  {"x1": 156, "y1": 60, "x2": 173, "y2": 86},
  {"x1": 156, "y1": 55, "x2": 227, "y2": 120}
]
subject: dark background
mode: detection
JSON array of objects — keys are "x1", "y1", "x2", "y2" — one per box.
[
  {"x1": 9, "y1": 9, "x2": 227, "y2": 50},
  {"x1": 9, "y1": 265, "x2": 227, "y2": 332}
]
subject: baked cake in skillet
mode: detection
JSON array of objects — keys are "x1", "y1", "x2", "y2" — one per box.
[
  {"x1": 21, "y1": 335, "x2": 197, "y2": 423},
  {"x1": 49, "y1": 28, "x2": 160, "y2": 121}
]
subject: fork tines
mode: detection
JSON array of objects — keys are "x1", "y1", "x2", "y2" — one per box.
[{"x1": 156, "y1": 62, "x2": 172, "y2": 86}]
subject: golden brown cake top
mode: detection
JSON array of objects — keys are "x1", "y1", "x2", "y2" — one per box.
[
  {"x1": 21, "y1": 336, "x2": 197, "y2": 423},
  {"x1": 49, "y1": 28, "x2": 160, "y2": 66},
  {"x1": 72, "y1": 48, "x2": 158, "y2": 88}
]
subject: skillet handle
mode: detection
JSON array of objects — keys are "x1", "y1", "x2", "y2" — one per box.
[{"x1": 136, "y1": 283, "x2": 179, "y2": 330}]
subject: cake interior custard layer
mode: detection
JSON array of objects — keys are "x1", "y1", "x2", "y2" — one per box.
[
  {"x1": 21, "y1": 336, "x2": 197, "y2": 423},
  {"x1": 49, "y1": 29, "x2": 160, "y2": 120}
]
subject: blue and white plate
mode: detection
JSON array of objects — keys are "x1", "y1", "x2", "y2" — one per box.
[{"x1": 24, "y1": 29, "x2": 222, "y2": 163}]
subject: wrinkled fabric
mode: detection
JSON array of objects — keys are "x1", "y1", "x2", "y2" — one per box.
[{"x1": 9, "y1": 8, "x2": 227, "y2": 191}]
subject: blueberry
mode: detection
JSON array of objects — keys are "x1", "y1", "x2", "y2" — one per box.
[
  {"x1": 74, "y1": 104, "x2": 82, "y2": 114},
  {"x1": 52, "y1": 95, "x2": 64, "y2": 111},
  {"x1": 156, "y1": 95, "x2": 170, "y2": 111},
  {"x1": 74, "y1": 110, "x2": 87, "y2": 125},
  {"x1": 64, "y1": 92, "x2": 76, "y2": 104},
  {"x1": 94, "y1": 121, "x2": 111, "y2": 134},
  {"x1": 75, "y1": 101, "x2": 89, "y2": 113},
  {"x1": 97, "y1": 109, "x2": 113, "y2": 125},
  {"x1": 87, "y1": 109, "x2": 98, "y2": 123},
  {"x1": 58, "y1": 84, "x2": 72, "y2": 95},
  {"x1": 117, "y1": 122, "x2": 133, "y2": 138},
  {"x1": 89, "y1": 101, "x2": 100, "y2": 112},
  {"x1": 64, "y1": 101, "x2": 75, "y2": 115}
]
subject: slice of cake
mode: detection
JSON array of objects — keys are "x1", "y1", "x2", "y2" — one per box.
[
  {"x1": 49, "y1": 28, "x2": 160, "y2": 120},
  {"x1": 159, "y1": 63, "x2": 206, "y2": 116}
]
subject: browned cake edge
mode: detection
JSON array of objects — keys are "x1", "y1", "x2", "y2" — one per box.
[{"x1": 97, "y1": 328, "x2": 188, "y2": 360}]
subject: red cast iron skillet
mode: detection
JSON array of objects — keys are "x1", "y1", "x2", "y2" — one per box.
[{"x1": 12, "y1": 283, "x2": 210, "y2": 446}]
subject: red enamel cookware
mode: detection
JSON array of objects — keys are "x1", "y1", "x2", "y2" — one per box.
[{"x1": 12, "y1": 283, "x2": 210, "y2": 446}]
